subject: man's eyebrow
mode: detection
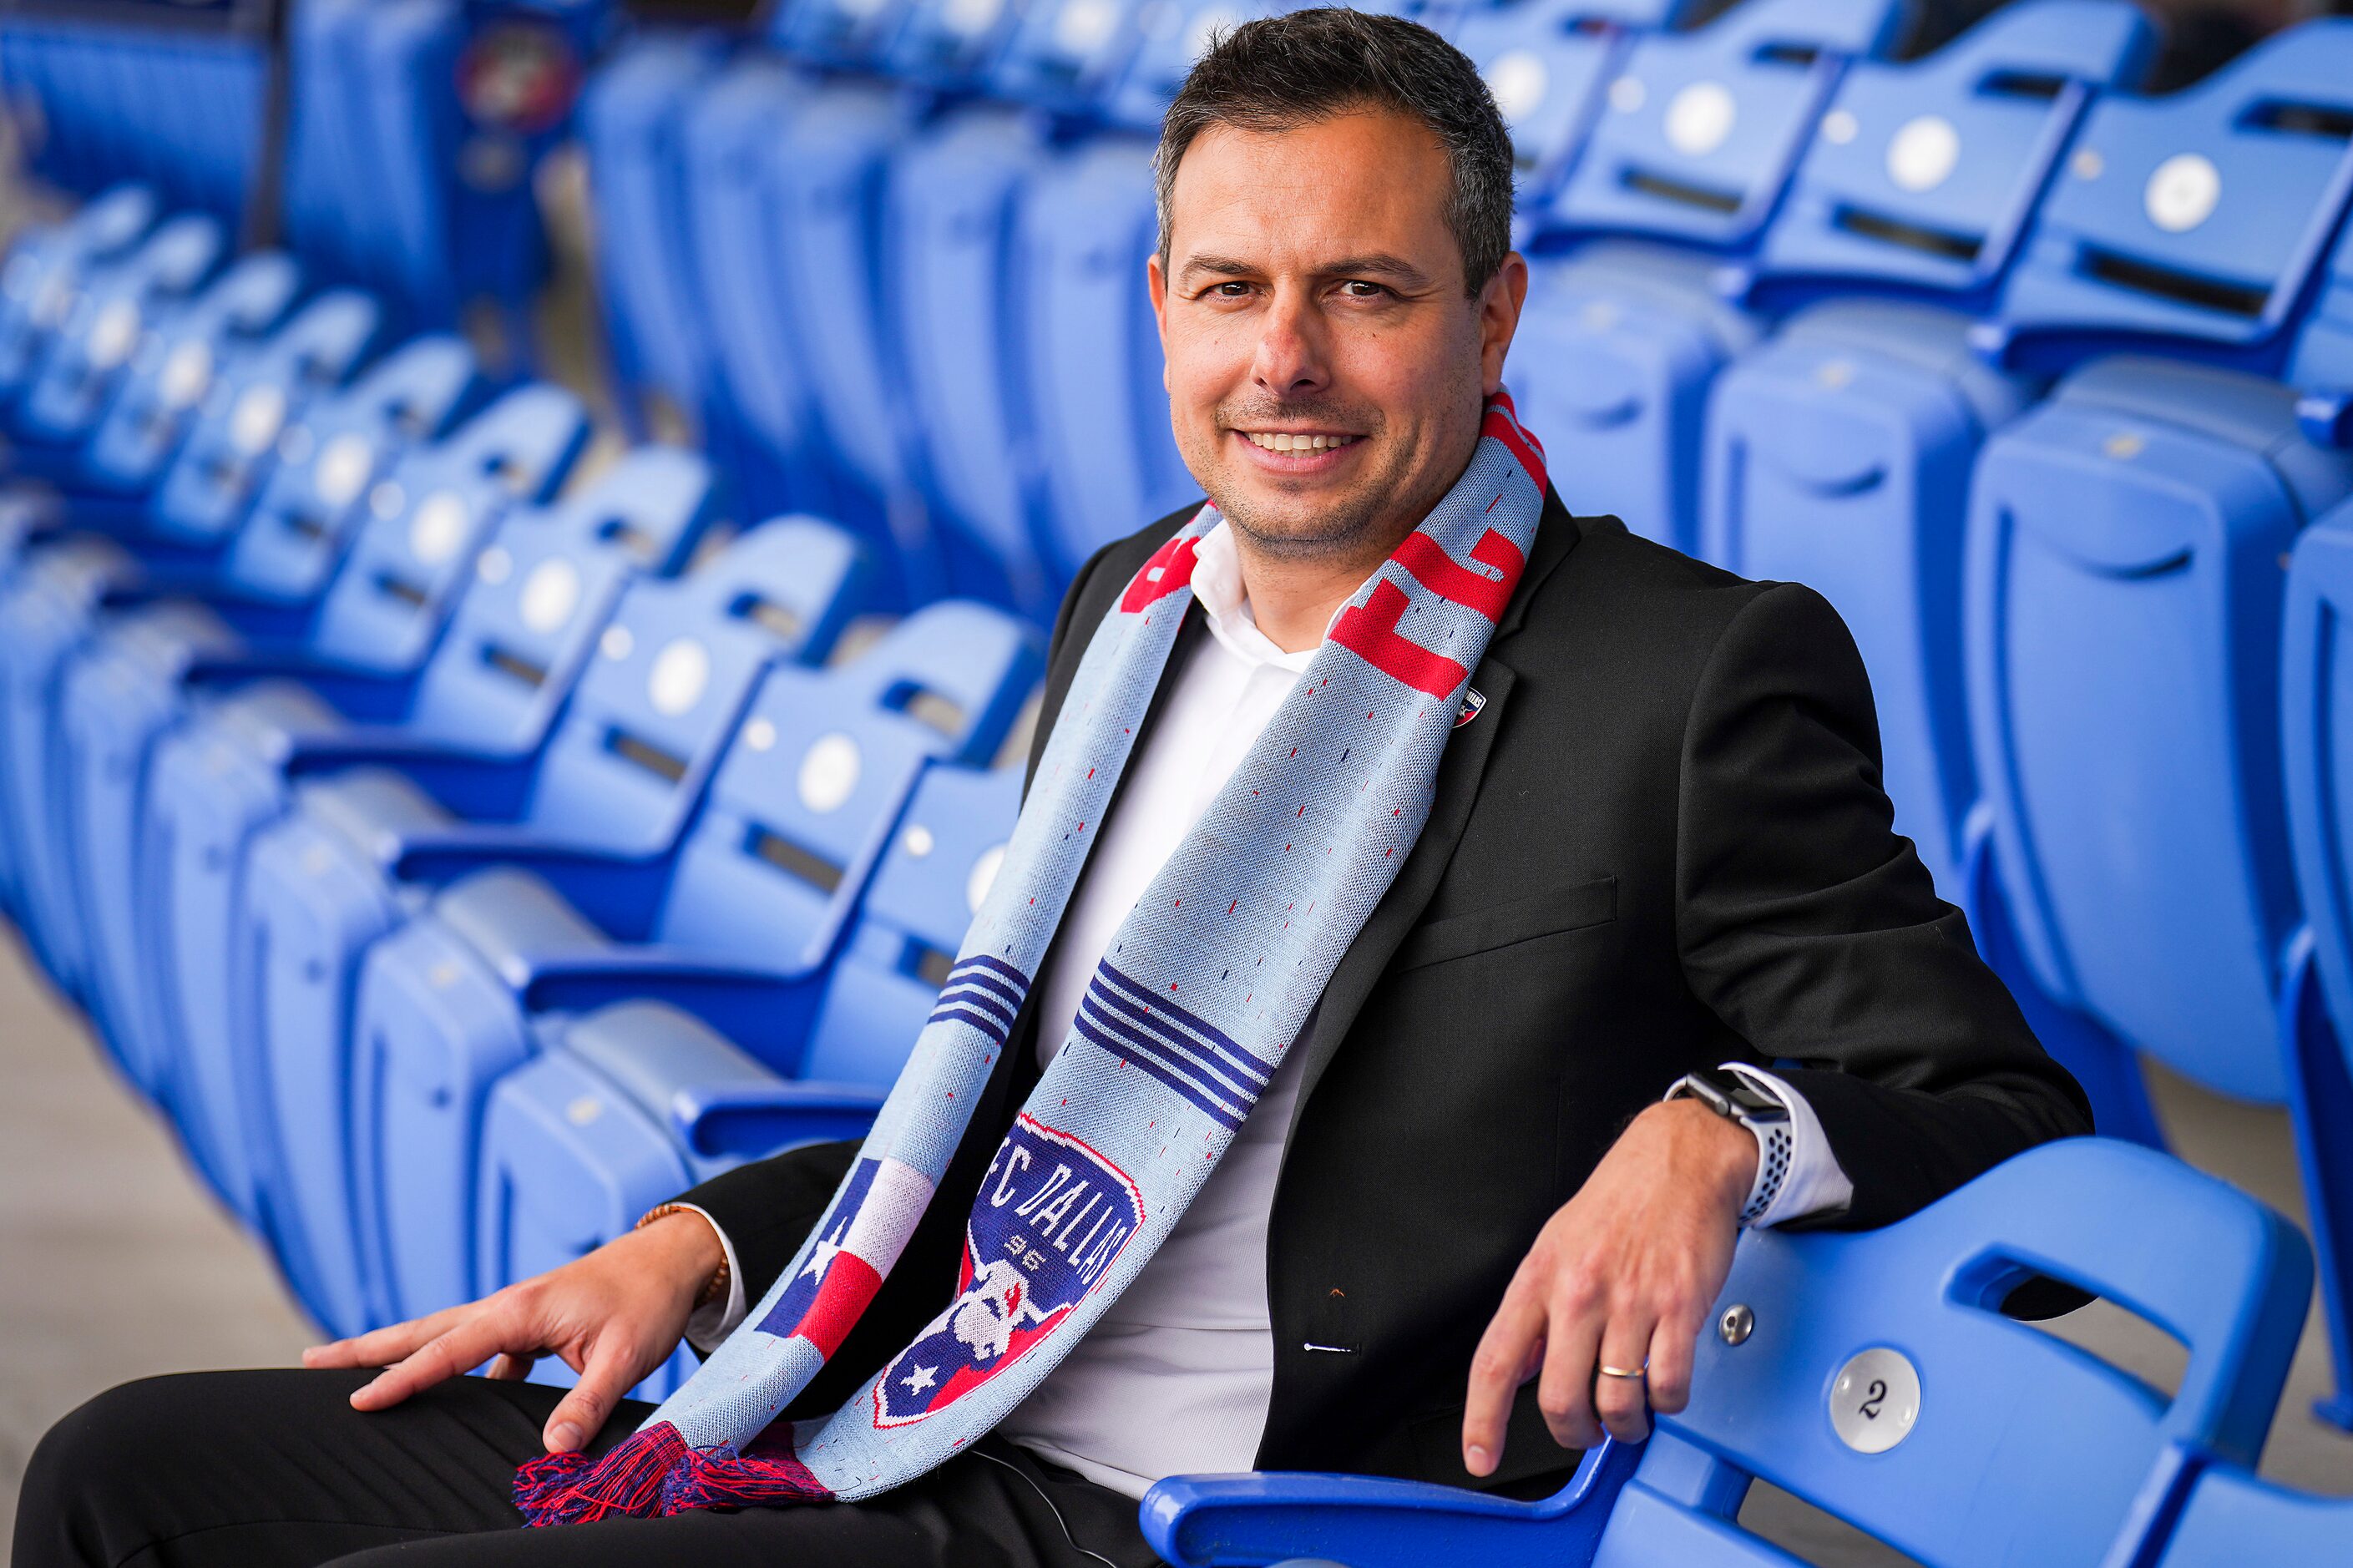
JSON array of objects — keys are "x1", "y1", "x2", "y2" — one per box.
[{"x1": 1173, "y1": 253, "x2": 1439, "y2": 288}]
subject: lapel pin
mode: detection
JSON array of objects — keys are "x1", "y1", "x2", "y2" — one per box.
[{"x1": 1454, "y1": 688, "x2": 1487, "y2": 731}]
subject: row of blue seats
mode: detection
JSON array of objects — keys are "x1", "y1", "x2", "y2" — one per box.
[
  {"x1": 0, "y1": 0, "x2": 608, "y2": 365},
  {"x1": 0, "y1": 189, "x2": 1043, "y2": 1407},
  {"x1": 1144, "y1": 1137, "x2": 2349, "y2": 1565}
]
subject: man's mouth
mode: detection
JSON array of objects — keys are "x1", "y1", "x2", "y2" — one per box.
[{"x1": 1237, "y1": 430, "x2": 1363, "y2": 453}]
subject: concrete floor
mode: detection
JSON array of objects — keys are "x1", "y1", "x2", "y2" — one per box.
[{"x1": 3, "y1": 930, "x2": 2351, "y2": 1563}]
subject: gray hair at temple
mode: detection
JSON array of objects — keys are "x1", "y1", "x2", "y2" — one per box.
[{"x1": 1153, "y1": 8, "x2": 1516, "y2": 296}]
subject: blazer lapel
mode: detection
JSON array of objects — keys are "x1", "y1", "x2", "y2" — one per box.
[{"x1": 1281, "y1": 491, "x2": 1586, "y2": 1135}]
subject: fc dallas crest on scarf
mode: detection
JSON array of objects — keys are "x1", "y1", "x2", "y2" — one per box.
[{"x1": 874, "y1": 1115, "x2": 1145, "y2": 1427}]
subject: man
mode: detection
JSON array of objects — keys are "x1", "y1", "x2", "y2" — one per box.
[{"x1": 18, "y1": 12, "x2": 2088, "y2": 1566}]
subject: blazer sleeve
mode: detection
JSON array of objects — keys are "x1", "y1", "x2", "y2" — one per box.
[
  {"x1": 1675, "y1": 581, "x2": 2093, "y2": 1230},
  {"x1": 669, "y1": 539, "x2": 1124, "y2": 1306}
]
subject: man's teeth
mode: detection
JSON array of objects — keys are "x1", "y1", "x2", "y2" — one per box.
[{"x1": 1243, "y1": 432, "x2": 1358, "y2": 453}]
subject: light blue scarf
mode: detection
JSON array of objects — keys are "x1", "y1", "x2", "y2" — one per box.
[{"x1": 517, "y1": 392, "x2": 1548, "y2": 1524}]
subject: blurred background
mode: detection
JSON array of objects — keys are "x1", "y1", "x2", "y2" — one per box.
[{"x1": 5, "y1": 0, "x2": 2353, "y2": 1560}]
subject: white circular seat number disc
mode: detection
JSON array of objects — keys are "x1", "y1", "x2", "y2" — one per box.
[
  {"x1": 2145, "y1": 153, "x2": 2220, "y2": 234},
  {"x1": 647, "y1": 638, "x2": 710, "y2": 716},
  {"x1": 798, "y1": 733, "x2": 863, "y2": 813},
  {"x1": 518, "y1": 558, "x2": 582, "y2": 634},
  {"x1": 409, "y1": 491, "x2": 470, "y2": 565},
  {"x1": 1829, "y1": 1347, "x2": 1921, "y2": 1454},
  {"x1": 1485, "y1": 50, "x2": 1547, "y2": 125},
  {"x1": 1665, "y1": 81, "x2": 1736, "y2": 158},
  {"x1": 1886, "y1": 115, "x2": 1960, "y2": 194},
  {"x1": 313, "y1": 432, "x2": 376, "y2": 510}
]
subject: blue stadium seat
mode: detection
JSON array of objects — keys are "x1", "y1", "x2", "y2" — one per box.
[
  {"x1": 1142, "y1": 1140, "x2": 2314, "y2": 1568},
  {"x1": 471, "y1": 761, "x2": 1024, "y2": 1399},
  {"x1": 579, "y1": 33, "x2": 729, "y2": 445},
  {"x1": 1454, "y1": 0, "x2": 1697, "y2": 237},
  {"x1": 347, "y1": 600, "x2": 1035, "y2": 1328},
  {"x1": 0, "y1": 185, "x2": 156, "y2": 402},
  {"x1": 1963, "y1": 19, "x2": 2353, "y2": 1120},
  {"x1": 73, "y1": 249, "x2": 302, "y2": 509},
  {"x1": 104, "y1": 385, "x2": 590, "y2": 1220},
  {"x1": 1699, "y1": 0, "x2": 2157, "y2": 901},
  {"x1": 249, "y1": 521, "x2": 868, "y2": 1332},
  {"x1": 61, "y1": 342, "x2": 483, "y2": 1101},
  {"x1": 1510, "y1": 0, "x2": 1909, "y2": 554},
  {"x1": 186, "y1": 453, "x2": 742, "y2": 1334},
  {"x1": 10, "y1": 210, "x2": 223, "y2": 468},
  {"x1": 2116, "y1": 1448, "x2": 2353, "y2": 1565}
]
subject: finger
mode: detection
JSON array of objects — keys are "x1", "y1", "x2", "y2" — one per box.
[
  {"x1": 544, "y1": 1338, "x2": 636, "y2": 1454},
  {"x1": 1592, "y1": 1313, "x2": 1657, "y2": 1444},
  {"x1": 488, "y1": 1353, "x2": 537, "y2": 1382},
  {"x1": 1644, "y1": 1307, "x2": 1702, "y2": 1416},
  {"x1": 353, "y1": 1311, "x2": 524, "y2": 1413},
  {"x1": 305, "y1": 1302, "x2": 473, "y2": 1371},
  {"x1": 1462, "y1": 1283, "x2": 1547, "y2": 1477},
  {"x1": 1535, "y1": 1294, "x2": 1605, "y2": 1453}
]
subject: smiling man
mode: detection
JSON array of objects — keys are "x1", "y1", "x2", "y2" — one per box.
[{"x1": 20, "y1": 12, "x2": 2092, "y2": 1568}]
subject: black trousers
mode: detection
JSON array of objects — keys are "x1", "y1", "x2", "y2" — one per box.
[{"x1": 14, "y1": 1370, "x2": 1165, "y2": 1568}]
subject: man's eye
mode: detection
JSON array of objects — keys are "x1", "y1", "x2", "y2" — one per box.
[
  {"x1": 1341, "y1": 281, "x2": 1390, "y2": 299},
  {"x1": 1212, "y1": 281, "x2": 1254, "y2": 298}
]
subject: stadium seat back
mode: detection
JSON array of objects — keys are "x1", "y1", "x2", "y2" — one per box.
[
  {"x1": 1744, "y1": 0, "x2": 2157, "y2": 311},
  {"x1": 1966, "y1": 353, "x2": 2353, "y2": 1101},
  {"x1": 220, "y1": 334, "x2": 482, "y2": 603},
  {"x1": 883, "y1": 0, "x2": 1029, "y2": 90},
  {"x1": 1455, "y1": 0, "x2": 1692, "y2": 210},
  {"x1": 652, "y1": 601, "x2": 1041, "y2": 971},
  {"x1": 2134, "y1": 1458, "x2": 2353, "y2": 1564},
  {"x1": 1598, "y1": 1141, "x2": 2312, "y2": 1567},
  {"x1": 1018, "y1": 138, "x2": 1201, "y2": 573},
  {"x1": 0, "y1": 184, "x2": 155, "y2": 388},
  {"x1": 804, "y1": 761, "x2": 1023, "y2": 1083},
  {"x1": 1545, "y1": 0, "x2": 1908, "y2": 252},
  {"x1": 399, "y1": 445, "x2": 720, "y2": 753},
  {"x1": 305, "y1": 382, "x2": 589, "y2": 670},
  {"x1": 774, "y1": 0, "x2": 924, "y2": 72},
  {"x1": 516, "y1": 518, "x2": 870, "y2": 851},
  {"x1": 347, "y1": 0, "x2": 469, "y2": 319},
  {"x1": 579, "y1": 35, "x2": 726, "y2": 438},
  {"x1": 1986, "y1": 19, "x2": 2353, "y2": 373},
  {"x1": 78, "y1": 248, "x2": 301, "y2": 494},
  {"x1": 150, "y1": 287, "x2": 385, "y2": 544},
  {"x1": 988, "y1": 0, "x2": 1148, "y2": 116},
  {"x1": 19, "y1": 210, "x2": 222, "y2": 443}
]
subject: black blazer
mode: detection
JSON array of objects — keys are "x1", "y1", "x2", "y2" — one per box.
[{"x1": 681, "y1": 489, "x2": 2090, "y2": 1493}]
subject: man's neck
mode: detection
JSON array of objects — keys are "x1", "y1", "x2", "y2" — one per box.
[{"x1": 1229, "y1": 525, "x2": 1413, "y2": 655}]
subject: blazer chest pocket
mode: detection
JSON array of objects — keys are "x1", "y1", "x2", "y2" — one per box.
[{"x1": 1388, "y1": 876, "x2": 1617, "y2": 974}]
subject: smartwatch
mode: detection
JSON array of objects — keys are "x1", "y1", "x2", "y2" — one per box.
[{"x1": 1667, "y1": 1066, "x2": 1794, "y2": 1228}]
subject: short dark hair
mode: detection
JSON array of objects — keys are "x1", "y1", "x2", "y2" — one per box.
[{"x1": 1155, "y1": 8, "x2": 1515, "y2": 296}]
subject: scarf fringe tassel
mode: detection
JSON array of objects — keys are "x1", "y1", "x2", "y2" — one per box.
[{"x1": 514, "y1": 1421, "x2": 831, "y2": 1526}]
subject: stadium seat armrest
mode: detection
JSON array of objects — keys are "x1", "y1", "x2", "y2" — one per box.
[
  {"x1": 389, "y1": 831, "x2": 676, "y2": 936},
  {"x1": 523, "y1": 954, "x2": 830, "y2": 1052},
  {"x1": 2298, "y1": 388, "x2": 2353, "y2": 449},
  {"x1": 281, "y1": 735, "x2": 537, "y2": 817},
  {"x1": 1141, "y1": 1441, "x2": 1636, "y2": 1568},
  {"x1": 184, "y1": 646, "x2": 413, "y2": 720},
  {"x1": 674, "y1": 1080, "x2": 892, "y2": 1161}
]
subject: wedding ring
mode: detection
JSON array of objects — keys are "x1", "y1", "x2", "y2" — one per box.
[{"x1": 1596, "y1": 1364, "x2": 1647, "y2": 1379}]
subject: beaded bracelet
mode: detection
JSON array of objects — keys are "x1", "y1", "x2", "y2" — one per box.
[{"x1": 636, "y1": 1202, "x2": 731, "y2": 1309}]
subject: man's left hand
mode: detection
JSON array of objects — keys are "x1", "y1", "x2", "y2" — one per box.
[{"x1": 1461, "y1": 1098, "x2": 1756, "y2": 1474}]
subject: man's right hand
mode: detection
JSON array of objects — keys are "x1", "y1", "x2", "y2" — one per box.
[{"x1": 301, "y1": 1210, "x2": 725, "y2": 1455}]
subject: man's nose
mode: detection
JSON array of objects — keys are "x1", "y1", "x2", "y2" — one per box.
[{"x1": 1250, "y1": 286, "x2": 1330, "y2": 397}]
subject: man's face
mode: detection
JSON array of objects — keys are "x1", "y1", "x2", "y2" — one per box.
[{"x1": 1149, "y1": 109, "x2": 1526, "y2": 560}]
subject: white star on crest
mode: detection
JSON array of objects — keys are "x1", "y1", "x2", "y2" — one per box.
[
  {"x1": 902, "y1": 1364, "x2": 938, "y2": 1394},
  {"x1": 801, "y1": 1237, "x2": 842, "y2": 1282}
]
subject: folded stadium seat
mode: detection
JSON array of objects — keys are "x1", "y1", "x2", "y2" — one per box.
[
  {"x1": 102, "y1": 385, "x2": 589, "y2": 1220},
  {"x1": 0, "y1": 185, "x2": 155, "y2": 401},
  {"x1": 348, "y1": 599, "x2": 1036, "y2": 1328},
  {"x1": 1141, "y1": 1139, "x2": 2315, "y2": 1568},
  {"x1": 1451, "y1": 0, "x2": 1699, "y2": 241},
  {"x1": 680, "y1": 56, "x2": 843, "y2": 524},
  {"x1": 2120, "y1": 1445, "x2": 2353, "y2": 1563},
  {"x1": 473, "y1": 761, "x2": 1023, "y2": 1400},
  {"x1": 1958, "y1": 17, "x2": 2353, "y2": 1150},
  {"x1": 579, "y1": 33, "x2": 731, "y2": 447},
  {"x1": 1509, "y1": 0, "x2": 1910, "y2": 556},
  {"x1": 57, "y1": 335, "x2": 486, "y2": 1100},
  {"x1": 73, "y1": 251, "x2": 306, "y2": 518},
  {"x1": 280, "y1": 0, "x2": 382, "y2": 286},
  {"x1": 336, "y1": 0, "x2": 467, "y2": 322},
  {"x1": 8, "y1": 211, "x2": 223, "y2": 476},
  {"x1": 1698, "y1": 0, "x2": 2156, "y2": 908},
  {"x1": 880, "y1": 0, "x2": 1156, "y2": 621},
  {"x1": 198, "y1": 458, "x2": 745, "y2": 1334},
  {"x1": 0, "y1": 289, "x2": 384, "y2": 1005}
]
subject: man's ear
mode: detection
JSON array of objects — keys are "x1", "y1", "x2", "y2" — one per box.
[
  {"x1": 1479, "y1": 251, "x2": 1531, "y2": 396},
  {"x1": 1148, "y1": 250, "x2": 1172, "y2": 390}
]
